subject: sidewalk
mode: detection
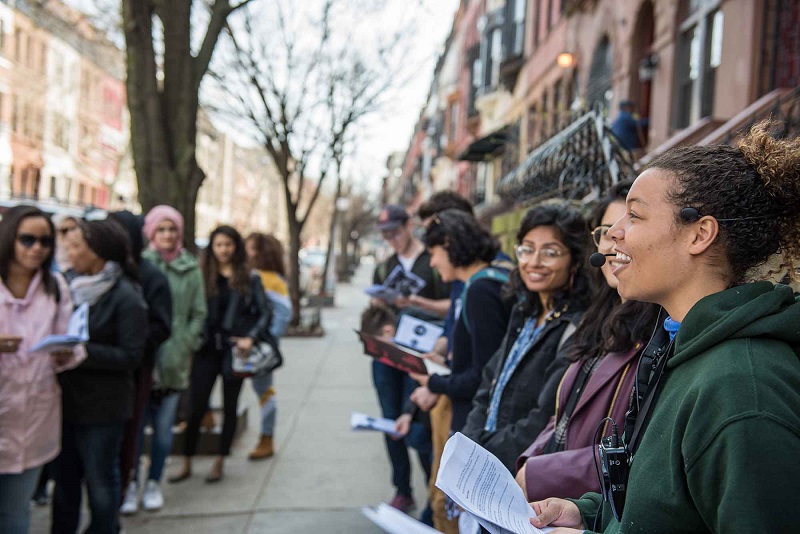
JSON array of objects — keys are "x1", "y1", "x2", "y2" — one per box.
[{"x1": 30, "y1": 261, "x2": 428, "y2": 533}]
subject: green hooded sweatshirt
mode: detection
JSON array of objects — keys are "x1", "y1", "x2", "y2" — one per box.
[
  {"x1": 143, "y1": 249, "x2": 207, "y2": 390},
  {"x1": 572, "y1": 282, "x2": 800, "y2": 533}
]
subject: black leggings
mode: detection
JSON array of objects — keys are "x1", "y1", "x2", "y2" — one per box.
[{"x1": 183, "y1": 349, "x2": 244, "y2": 456}]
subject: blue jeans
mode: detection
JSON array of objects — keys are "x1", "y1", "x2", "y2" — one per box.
[
  {"x1": 371, "y1": 361, "x2": 433, "y2": 496},
  {"x1": 250, "y1": 372, "x2": 276, "y2": 436},
  {"x1": 52, "y1": 421, "x2": 124, "y2": 534},
  {"x1": 0, "y1": 465, "x2": 43, "y2": 534},
  {"x1": 136, "y1": 392, "x2": 180, "y2": 483}
]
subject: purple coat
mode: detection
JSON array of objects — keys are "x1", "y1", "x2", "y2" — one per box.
[{"x1": 515, "y1": 345, "x2": 641, "y2": 501}]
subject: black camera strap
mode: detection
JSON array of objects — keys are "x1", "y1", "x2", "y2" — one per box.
[{"x1": 626, "y1": 338, "x2": 673, "y2": 457}]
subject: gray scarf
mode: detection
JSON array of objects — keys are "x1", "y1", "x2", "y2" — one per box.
[{"x1": 70, "y1": 261, "x2": 122, "y2": 306}]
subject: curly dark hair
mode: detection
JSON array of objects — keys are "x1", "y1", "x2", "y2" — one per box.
[
  {"x1": 649, "y1": 120, "x2": 800, "y2": 284},
  {"x1": 511, "y1": 202, "x2": 592, "y2": 317},
  {"x1": 203, "y1": 225, "x2": 250, "y2": 295},
  {"x1": 417, "y1": 191, "x2": 474, "y2": 221},
  {"x1": 567, "y1": 182, "x2": 662, "y2": 361},
  {"x1": 423, "y1": 209, "x2": 498, "y2": 267},
  {"x1": 246, "y1": 232, "x2": 286, "y2": 277},
  {"x1": 0, "y1": 205, "x2": 59, "y2": 299}
]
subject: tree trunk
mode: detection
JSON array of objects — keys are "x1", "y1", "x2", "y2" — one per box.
[
  {"x1": 287, "y1": 215, "x2": 303, "y2": 326},
  {"x1": 322, "y1": 172, "x2": 343, "y2": 295}
]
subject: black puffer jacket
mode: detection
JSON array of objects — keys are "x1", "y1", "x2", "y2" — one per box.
[
  {"x1": 462, "y1": 302, "x2": 583, "y2": 472},
  {"x1": 59, "y1": 277, "x2": 149, "y2": 424}
]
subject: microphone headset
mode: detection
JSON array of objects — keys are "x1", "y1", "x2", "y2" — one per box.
[{"x1": 588, "y1": 208, "x2": 776, "y2": 269}]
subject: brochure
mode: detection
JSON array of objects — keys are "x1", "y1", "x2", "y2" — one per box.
[
  {"x1": 350, "y1": 412, "x2": 402, "y2": 439},
  {"x1": 357, "y1": 330, "x2": 451, "y2": 376},
  {"x1": 29, "y1": 303, "x2": 89, "y2": 353},
  {"x1": 362, "y1": 503, "x2": 441, "y2": 534},
  {"x1": 393, "y1": 315, "x2": 444, "y2": 353}
]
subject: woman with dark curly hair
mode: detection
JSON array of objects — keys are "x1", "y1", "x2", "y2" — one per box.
[
  {"x1": 397, "y1": 209, "x2": 514, "y2": 437},
  {"x1": 170, "y1": 226, "x2": 273, "y2": 484},
  {"x1": 461, "y1": 202, "x2": 592, "y2": 473},
  {"x1": 530, "y1": 121, "x2": 800, "y2": 534}
]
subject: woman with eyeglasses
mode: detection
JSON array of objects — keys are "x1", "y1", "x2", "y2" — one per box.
[
  {"x1": 0, "y1": 206, "x2": 85, "y2": 534},
  {"x1": 512, "y1": 182, "x2": 661, "y2": 502},
  {"x1": 170, "y1": 225, "x2": 273, "y2": 484},
  {"x1": 530, "y1": 122, "x2": 800, "y2": 533},
  {"x1": 461, "y1": 202, "x2": 592, "y2": 473},
  {"x1": 52, "y1": 218, "x2": 148, "y2": 534}
]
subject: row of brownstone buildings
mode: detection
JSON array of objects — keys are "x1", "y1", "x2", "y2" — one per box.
[{"x1": 385, "y1": 0, "x2": 799, "y2": 239}]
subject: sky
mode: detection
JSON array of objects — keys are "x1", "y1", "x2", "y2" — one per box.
[{"x1": 65, "y1": 0, "x2": 459, "y2": 196}]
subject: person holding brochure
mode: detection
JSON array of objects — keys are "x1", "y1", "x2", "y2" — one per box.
[
  {"x1": 514, "y1": 182, "x2": 660, "y2": 502},
  {"x1": 0, "y1": 206, "x2": 86, "y2": 534},
  {"x1": 401, "y1": 209, "x2": 513, "y2": 435},
  {"x1": 461, "y1": 202, "x2": 591, "y2": 474},
  {"x1": 53, "y1": 218, "x2": 148, "y2": 534},
  {"x1": 529, "y1": 123, "x2": 800, "y2": 533}
]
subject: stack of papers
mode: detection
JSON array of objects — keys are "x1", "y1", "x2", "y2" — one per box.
[
  {"x1": 29, "y1": 303, "x2": 89, "y2": 352},
  {"x1": 350, "y1": 412, "x2": 402, "y2": 439},
  {"x1": 393, "y1": 315, "x2": 444, "y2": 353},
  {"x1": 362, "y1": 503, "x2": 440, "y2": 534},
  {"x1": 435, "y1": 432, "x2": 553, "y2": 534}
]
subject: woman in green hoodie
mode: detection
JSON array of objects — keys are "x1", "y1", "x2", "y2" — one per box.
[
  {"x1": 129, "y1": 205, "x2": 207, "y2": 513},
  {"x1": 530, "y1": 121, "x2": 800, "y2": 534}
]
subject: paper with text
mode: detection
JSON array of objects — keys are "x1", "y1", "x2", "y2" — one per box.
[
  {"x1": 436, "y1": 432, "x2": 552, "y2": 534},
  {"x1": 350, "y1": 412, "x2": 402, "y2": 439}
]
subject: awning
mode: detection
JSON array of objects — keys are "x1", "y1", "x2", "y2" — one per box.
[
  {"x1": 457, "y1": 128, "x2": 509, "y2": 162},
  {"x1": 495, "y1": 110, "x2": 635, "y2": 203}
]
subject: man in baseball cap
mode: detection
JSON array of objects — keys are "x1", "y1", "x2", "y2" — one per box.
[{"x1": 376, "y1": 204, "x2": 410, "y2": 232}]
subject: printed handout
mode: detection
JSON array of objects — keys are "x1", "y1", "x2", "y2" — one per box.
[
  {"x1": 350, "y1": 412, "x2": 402, "y2": 439},
  {"x1": 29, "y1": 303, "x2": 89, "y2": 353},
  {"x1": 362, "y1": 503, "x2": 441, "y2": 534},
  {"x1": 436, "y1": 432, "x2": 552, "y2": 534}
]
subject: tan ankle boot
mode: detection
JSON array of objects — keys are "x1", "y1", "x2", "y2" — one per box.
[{"x1": 248, "y1": 435, "x2": 274, "y2": 460}]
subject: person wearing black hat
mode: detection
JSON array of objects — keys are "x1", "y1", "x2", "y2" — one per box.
[{"x1": 370, "y1": 204, "x2": 451, "y2": 516}]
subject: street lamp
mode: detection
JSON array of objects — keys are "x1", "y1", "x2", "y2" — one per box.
[{"x1": 557, "y1": 52, "x2": 575, "y2": 68}]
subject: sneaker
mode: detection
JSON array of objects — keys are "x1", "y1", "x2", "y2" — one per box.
[
  {"x1": 387, "y1": 493, "x2": 415, "y2": 514},
  {"x1": 142, "y1": 480, "x2": 164, "y2": 511},
  {"x1": 120, "y1": 481, "x2": 139, "y2": 515}
]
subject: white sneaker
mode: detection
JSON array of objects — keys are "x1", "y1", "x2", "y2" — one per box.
[
  {"x1": 120, "y1": 481, "x2": 138, "y2": 515},
  {"x1": 142, "y1": 480, "x2": 164, "y2": 511}
]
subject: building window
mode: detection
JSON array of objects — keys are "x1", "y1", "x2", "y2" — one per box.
[
  {"x1": 527, "y1": 104, "x2": 538, "y2": 151},
  {"x1": 447, "y1": 101, "x2": 459, "y2": 144},
  {"x1": 13, "y1": 27, "x2": 21, "y2": 62},
  {"x1": 507, "y1": 0, "x2": 527, "y2": 57},
  {"x1": 49, "y1": 176, "x2": 57, "y2": 198},
  {"x1": 673, "y1": 0, "x2": 723, "y2": 129},
  {"x1": 468, "y1": 45, "x2": 481, "y2": 116},
  {"x1": 586, "y1": 35, "x2": 613, "y2": 110},
  {"x1": 77, "y1": 183, "x2": 86, "y2": 205}
]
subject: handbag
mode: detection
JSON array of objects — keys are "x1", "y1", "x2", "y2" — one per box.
[{"x1": 231, "y1": 339, "x2": 283, "y2": 378}]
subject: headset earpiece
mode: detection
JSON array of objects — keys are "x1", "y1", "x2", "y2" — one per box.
[{"x1": 680, "y1": 207, "x2": 701, "y2": 223}]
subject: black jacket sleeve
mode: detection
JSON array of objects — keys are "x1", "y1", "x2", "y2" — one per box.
[
  {"x1": 461, "y1": 344, "x2": 504, "y2": 437},
  {"x1": 428, "y1": 280, "x2": 509, "y2": 401},
  {"x1": 246, "y1": 275, "x2": 273, "y2": 342}
]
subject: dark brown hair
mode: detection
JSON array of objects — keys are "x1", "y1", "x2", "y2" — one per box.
[
  {"x1": 80, "y1": 218, "x2": 139, "y2": 282},
  {"x1": 0, "y1": 205, "x2": 59, "y2": 299},
  {"x1": 649, "y1": 120, "x2": 800, "y2": 284},
  {"x1": 423, "y1": 209, "x2": 498, "y2": 267},
  {"x1": 360, "y1": 304, "x2": 398, "y2": 336},
  {"x1": 246, "y1": 232, "x2": 286, "y2": 277},
  {"x1": 567, "y1": 182, "x2": 661, "y2": 360},
  {"x1": 203, "y1": 225, "x2": 250, "y2": 295}
]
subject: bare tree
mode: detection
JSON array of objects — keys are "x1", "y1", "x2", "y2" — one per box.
[
  {"x1": 216, "y1": 0, "x2": 410, "y2": 325},
  {"x1": 120, "y1": 0, "x2": 254, "y2": 246}
]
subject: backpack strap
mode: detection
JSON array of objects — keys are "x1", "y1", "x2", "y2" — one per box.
[{"x1": 460, "y1": 267, "x2": 510, "y2": 335}]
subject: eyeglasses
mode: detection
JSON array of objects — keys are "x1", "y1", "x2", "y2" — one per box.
[
  {"x1": 590, "y1": 225, "x2": 612, "y2": 247},
  {"x1": 17, "y1": 234, "x2": 55, "y2": 249},
  {"x1": 515, "y1": 245, "x2": 567, "y2": 265}
]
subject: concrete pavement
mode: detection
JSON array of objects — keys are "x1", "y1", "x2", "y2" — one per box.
[{"x1": 31, "y1": 261, "x2": 429, "y2": 533}]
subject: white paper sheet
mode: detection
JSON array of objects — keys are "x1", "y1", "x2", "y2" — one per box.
[
  {"x1": 436, "y1": 432, "x2": 552, "y2": 534},
  {"x1": 29, "y1": 303, "x2": 89, "y2": 352},
  {"x1": 362, "y1": 503, "x2": 440, "y2": 534},
  {"x1": 350, "y1": 412, "x2": 402, "y2": 439}
]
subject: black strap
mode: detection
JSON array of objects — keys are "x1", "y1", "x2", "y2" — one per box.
[{"x1": 626, "y1": 339, "x2": 673, "y2": 456}]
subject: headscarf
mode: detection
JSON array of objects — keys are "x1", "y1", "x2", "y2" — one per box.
[{"x1": 143, "y1": 205, "x2": 184, "y2": 263}]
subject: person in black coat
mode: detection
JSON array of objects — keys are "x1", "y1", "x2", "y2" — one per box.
[
  {"x1": 169, "y1": 225, "x2": 273, "y2": 484},
  {"x1": 108, "y1": 210, "x2": 172, "y2": 513},
  {"x1": 52, "y1": 218, "x2": 148, "y2": 534},
  {"x1": 461, "y1": 203, "x2": 593, "y2": 474}
]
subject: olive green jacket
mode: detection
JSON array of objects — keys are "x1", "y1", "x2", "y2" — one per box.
[{"x1": 142, "y1": 249, "x2": 207, "y2": 390}]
